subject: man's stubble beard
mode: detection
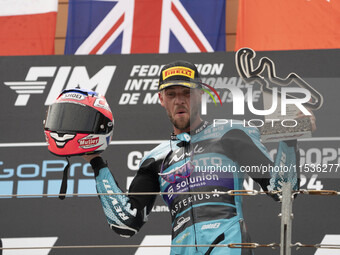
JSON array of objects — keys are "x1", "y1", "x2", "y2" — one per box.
[{"x1": 167, "y1": 104, "x2": 200, "y2": 132}]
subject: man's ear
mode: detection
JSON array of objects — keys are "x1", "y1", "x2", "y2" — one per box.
[{"x1": 158, "y1": 92, "x2": 165, "y2": 107}]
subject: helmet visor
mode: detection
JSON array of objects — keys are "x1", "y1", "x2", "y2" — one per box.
[{"x1": 44, "y1": 102, "x2": 110, "y2": 133}]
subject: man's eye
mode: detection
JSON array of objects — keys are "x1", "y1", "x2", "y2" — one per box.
[
  {"x1": 166, "y1": 93, "x2": 175, "y2": 97},
  {"x1": 186, "y1": 91, "x2": 194, "y2": 97}
]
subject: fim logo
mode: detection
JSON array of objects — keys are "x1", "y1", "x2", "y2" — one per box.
[
  {"x1": 4, "y1": 67, "x2": 54, "y2": 106},
  {"x1": 4, "y1": 66, "x2": 116, "y2": 106}
]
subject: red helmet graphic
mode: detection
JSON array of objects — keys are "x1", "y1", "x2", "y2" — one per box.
[{"x1": 44, "y1": 88, "x2": 114, "y2": 156}]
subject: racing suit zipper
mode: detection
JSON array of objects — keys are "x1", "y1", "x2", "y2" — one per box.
[
  {"x1": 188, "y1": 181, "x2": 199, "y2": 253},
  {"x1": 186, "y1": 143, "x2": 200, "y2": 254}
]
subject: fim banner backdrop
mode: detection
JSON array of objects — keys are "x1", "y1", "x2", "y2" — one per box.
[{"x1": 0, "y1": 50, "x2": 340, "y2": 255}]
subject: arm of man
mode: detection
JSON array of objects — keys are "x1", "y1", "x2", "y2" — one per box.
[
  {"x1": 85, "y1": 155, "x2": 160, "y2": 237},
  {"x1": 221, "y1": 127, "x2": 299, "y2": 200}
]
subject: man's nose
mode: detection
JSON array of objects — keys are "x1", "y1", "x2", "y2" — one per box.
[
  {"x1": 175, "y1": 95, "x2": 185, "y2": 104},
  {"x1": 174, "y1": 94, "x2": 186, "y2": 104}
]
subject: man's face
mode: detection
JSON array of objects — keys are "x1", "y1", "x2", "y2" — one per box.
[{"x1": 159, "y1": 86, "x2": 202, "y2": 132}]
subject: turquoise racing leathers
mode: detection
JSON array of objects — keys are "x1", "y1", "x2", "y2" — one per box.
[{"x1": 90, "y1": 121, "x2": 299, "y2": 255}]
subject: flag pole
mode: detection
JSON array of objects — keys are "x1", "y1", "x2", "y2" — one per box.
[{"x1": 280, "y1": 182, "x2": 293, "y2": 255}]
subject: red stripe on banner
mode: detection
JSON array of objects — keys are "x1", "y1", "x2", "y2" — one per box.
[
  {"x1": 0, "y1": 12, "x2": 56, "y2": 55},
  {"x1": 131, "y1": 0, "x2": 162, "y2": 53},
  {"x1": 90, "y1": 13, "x2": 125, "y2": 55},
  {"x1": 171, "y1": 2, "x2": 207, "y2": 52}
]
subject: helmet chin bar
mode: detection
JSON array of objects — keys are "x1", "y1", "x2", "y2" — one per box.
[{"x1": 49, "y1": 132, "x2": 76, "y2": 148}]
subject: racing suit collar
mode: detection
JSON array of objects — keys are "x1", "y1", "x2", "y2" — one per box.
[{"x1": 170, "y1": 120, "x2": 209, "y2": 141}]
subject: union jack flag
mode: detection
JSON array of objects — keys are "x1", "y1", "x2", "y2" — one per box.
[{"x1": 65, "y1": 0, "x2": 225, "y2": 54}]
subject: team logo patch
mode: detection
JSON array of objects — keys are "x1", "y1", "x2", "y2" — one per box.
[
  {"x1": 94, "y1": 98, "x2": 111, "y2": 112},
  {"x1": 78, "y1": 135, "x2": 100, "y2": 149},
  {"x1": 61, "y1": 93, "x2": 85, "y2": 101},
  {"x1": 174, "y1": 216, "x2": 190, "y2": 232},
  {"x1": 162, "y1": 66, "x2": 195, "y2": 80},
  {"x1": 201, "y1": 223, "x2": 220, "y2": 230}
]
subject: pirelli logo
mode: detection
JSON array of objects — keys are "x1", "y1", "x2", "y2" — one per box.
[{"x1": 162, "y1": 66, "x2": 195, "y2": 80}]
